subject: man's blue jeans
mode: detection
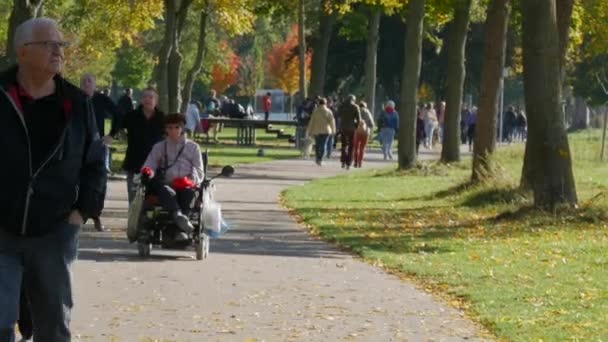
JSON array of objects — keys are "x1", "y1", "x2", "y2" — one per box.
[
  {"x1": 314, "y1": 134, "x2": 330, "y2": 163},
  {"x1": 325, "y1": 135, "x2": 334, "y2": 158},
  {"x1": 0, "y1": 222, "x2": 80, "y2": 342}
]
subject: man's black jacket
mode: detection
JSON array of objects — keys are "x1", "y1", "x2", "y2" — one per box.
[{"x1": 0, "y1": 66, "x2": 107, "y2": 236}]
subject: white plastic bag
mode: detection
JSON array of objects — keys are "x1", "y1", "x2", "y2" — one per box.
[
  {"x1": 127, "y1": 186, "x2": 145, "y2": 242},
  {"x1": 202, "y1": 191, "x2": 222, "y2": 233}
]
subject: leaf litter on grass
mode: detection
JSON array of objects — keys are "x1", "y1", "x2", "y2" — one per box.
[{"x1": 283, "y1": 130, "x2": 608, "y2": 341}]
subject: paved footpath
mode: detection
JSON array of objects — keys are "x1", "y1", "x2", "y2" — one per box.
[{"x1": 72, "y1": 150, "x2": 490, "y2": 341}]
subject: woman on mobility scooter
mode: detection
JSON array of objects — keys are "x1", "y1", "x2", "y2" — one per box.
[{"x1": 141, "y1": 113, "x2": 204, "y2": 242}]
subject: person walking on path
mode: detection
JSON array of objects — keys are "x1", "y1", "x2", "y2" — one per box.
[
  {"x1": 0, "y1": 17, "x2": 107, "y2": 342},
  {"x1": 108, "y1": 87, "x2": 165, "y2": 205},
  {"x1": 185, "y1": 100, "x2": 201, "y2": 138},
  {"x1": 306, "y1": 98, "x2": 336, "y2": 166},
  {"x1": 416, "y1": 107, "x2": 426, "y2": 154},
  {"x1": 423, "y1": 102, "x2": 438, "y2": 149},
  {"x1": 466, "y1": 107, "x2": 477, "y2": 152},
  {"x1": 263, "y1": 92, "x2": 272, "y2": 122},
  {"x1": 503, "y1": 106, "x2": 517, "y2": 143},
  {"x1": 80, "y1": 73, "x2": 121, "y2": 232},
  {"x1": 377, "y1": 101, "x2": 399, "y2": 160},
  {"x1": 336, "y1": 95, "x2": 362, "y2": 169},
  {"x1": 118, "y1": 87, "x2": 134, "y2": 116},
  {"x1": 460, "y1": 106, "x2": 470, "y2": 145},
  {"x1": 515, "y1": 108, "x2": 527, "y2": 142},
  {"x1": 353, "y1": 101, "x2": 375, "y2": 168},
  {"x1": 437, "y1": 101, "x2": 446, "y2": 144}
]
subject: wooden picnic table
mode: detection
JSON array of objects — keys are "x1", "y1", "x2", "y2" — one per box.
[{"x1": 205, "y1": 117, "x2": 300, "y2": 146}]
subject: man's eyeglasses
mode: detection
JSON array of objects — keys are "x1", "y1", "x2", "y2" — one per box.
[{"x1": 23, "y1": 41, "x2": 70, "y2": 50}]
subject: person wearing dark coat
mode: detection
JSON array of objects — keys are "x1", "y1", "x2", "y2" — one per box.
[
  {"x1": 118, "y1": 87, "x2": 134, "y2": 115},
  {"x1": 0, "y1": 18, "x2": 107, "y2": 341},
  {"x1": 80, "y1": 73, "x2": 122, "y2": 231},
  {"x1": 336, "y1": 95, "x2": 362, "y2": 168},
  {"x1": 108, "y1": 87, "x2": 165, "y2": 204}
]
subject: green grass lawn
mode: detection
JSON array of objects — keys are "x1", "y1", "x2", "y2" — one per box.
[
  {"x1": 107, "y1": 123, "x2": 300, "y2": 173},
  {"x1": 282, "y1": 130, "x2": 608, "y2": 341}
]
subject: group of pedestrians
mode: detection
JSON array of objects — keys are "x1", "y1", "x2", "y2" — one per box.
[
  {"x1": 502, "y1": 106, "x2": 527, "y2": 142},
  {"x1": 305, "y1": 95, "x2": 403, "y2": 167}
]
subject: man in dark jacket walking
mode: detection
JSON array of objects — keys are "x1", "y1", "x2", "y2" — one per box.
[
  {"x1": 81, "y1": 73, "x2": 121, "y2": 232},
  {"x1": 108, "y1": 87, "x2": 165, "y2": 204},
  {"x1": 0, "y1": 18, "x2": 107, "y2": 342},
  {"x1": 336, "y1": 95, "x2": 362, "y2": 169},
  {"x1": 118, "y1": 87, "x2": 134, "y2": 115}
]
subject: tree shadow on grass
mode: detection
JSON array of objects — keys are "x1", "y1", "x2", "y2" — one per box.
[
  {"x1": 293, "y1": 202, "x2": 608, "y2": 258},
  {"x1": 461, "y1": 186, "x2": 528, "y2": 208}
]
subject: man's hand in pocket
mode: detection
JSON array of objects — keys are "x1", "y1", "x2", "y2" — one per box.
[{"x1": 68, "y1": 210, "x2": 84, "y2": 226}]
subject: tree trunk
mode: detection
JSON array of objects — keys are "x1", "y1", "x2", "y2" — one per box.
[
  {"x1": 167, "y1": 0, "x2": 193, "y2": 113},
  {"x1": 521, "y1": 0, "x2": 577, "y2": 208},
  {"x1": 521, "y1": 0, "x2": 575, "y2": 189},
  {"x1": 298, "y1": 0, "x2": 307, "y2": 103},
  {"x1": 397, "y1": 0, "x2": 425, "y2": 169},
  {"x1": 365, "y1": 6, "x2": 381, "y2": 115},
  {"x1": 154, "y1": 1, "x2": 175, "y2": 112},
  {"x1": 167, "y1": 45, "x2": 183, "y2": 113},
  {"x1": 569, "y1": 96, "x2": 589, "y2": 130},
  {"x1": 471, "y1": 0, "x2": 511, "y2": 181},
  {"x1": 155, "y1": 0, "x2": 193, "y2": 113},
  {"x1": 308, "y1": 0, "x2": 336, "y2": 97},
  {"x1": 181, "y1": 5, "x2": 210, "y2": 113},
  {"x1": 556, "y1": 0, "x2": 574, "y2": 77},
  {"x1": 441, "y1": 0, "x2": 472, "y2": 163},
  {"x1": 3, "y1": 0, "x2": 44, "y2": 67}
]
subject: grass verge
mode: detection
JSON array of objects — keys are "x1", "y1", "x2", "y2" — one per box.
[
  {"x1": 282, "y1": 130, "x2": 608, "y2": 341},
  {"x1": 107, "y1": 125, "x2": 300, "y2": 173}
]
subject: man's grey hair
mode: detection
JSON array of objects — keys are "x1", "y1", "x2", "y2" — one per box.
[
  {"x1": 14, "y1": 17, "x2": 60, "y2": 51},
  {"x1": 80, "y1": 73, "x2": 96, "y2": 86}
]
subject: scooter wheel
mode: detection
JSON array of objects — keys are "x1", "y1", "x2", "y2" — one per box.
[
  {"x1": 196, "y1": 234, "x2": 209, "y2": 260},
  {"x1": 138, "y1": 242, "x2": 151, "y2": 257}
]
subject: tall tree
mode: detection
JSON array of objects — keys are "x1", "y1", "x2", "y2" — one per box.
[
  {"x1": 309, "y1": 0, "x2": 336, "y2": 97},
  {"x1": 398, "y1": 0, "x2": 425, "y2": 169},
  {"x1": 556, "y1": 0, "x2": 574, "y2": 78},
  {"x1": 365, "y1": 5, "x2": 382, "y2": 114},
  {"x1": 181, "y1": 0, "x2": 210, "y2": 113},
  {"x1": 521, "y1": 0, "x2": 576, "y2": 188},
  {"x1": 2, "y1": 0, "x2": 44, "y2": 67},
  {"x1": 521, "y1": 0, "x2": 577, "y2": 207},
  {"x1": 441, "y1": 0, "x2": 473, "y2": 163},
  {"x1": 471, "y1": 0, "x2": 511, "y2": 181},
  {"x1": 298, "y1": 0, "x2": 307, "y2": 102},
  {"x1": 155, "y1": 0, "x2": 193, "y2": 112}
]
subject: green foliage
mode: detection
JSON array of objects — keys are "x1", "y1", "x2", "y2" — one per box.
[
  {"x1": 111, "y1": 44, "x2": 154, "y2": 89},
  {"x1": 0, "y1": 0, "x2": 12, "y2": 55},
  {"x1": 338, "y1": 11, "x2": 369, "y2": 41},
  {"x1": 572, "y1": 53, "x2": 608, "y2": 106},
  {"x1": 283, "y1": 130, "x2": 608, "y2": 340}
]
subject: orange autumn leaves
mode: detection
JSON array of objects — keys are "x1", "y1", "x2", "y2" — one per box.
[
  {"x1": 211, "y1": 42, "x2": 241, "y2": 93},
  {"x1": 211, "y1": 25, "x2": 311, "y2": 95},
  {"x1": 267, "y1": 25, "x2": 311, "y2": 95}
]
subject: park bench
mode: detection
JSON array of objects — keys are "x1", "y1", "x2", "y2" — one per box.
[{"x1": 206, "y1": 117, "x2": 299, "y2": 146}]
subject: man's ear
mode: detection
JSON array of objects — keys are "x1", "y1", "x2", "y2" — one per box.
[{"x1": 16, "y1": 46, "x2": 26, "y2": 61}]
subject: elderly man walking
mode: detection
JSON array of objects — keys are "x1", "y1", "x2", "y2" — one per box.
[
  {"x1": 336, "y1": 95, "x2": 362, "y2": 169},
  {"x1": 0, "y1": 18, "x2": 107, "y2": 342}
]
